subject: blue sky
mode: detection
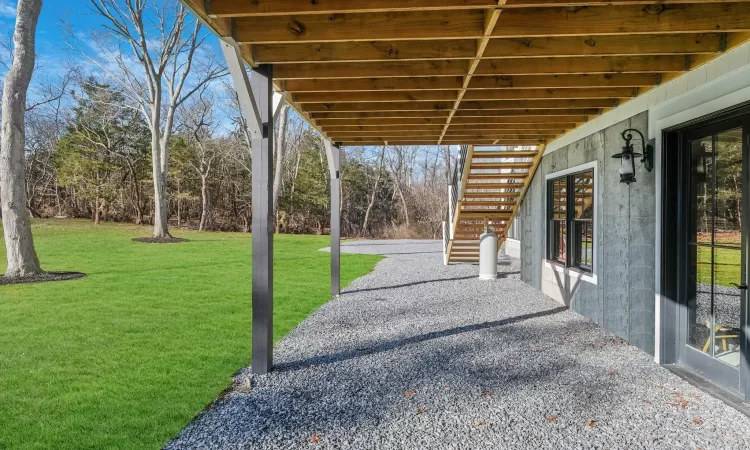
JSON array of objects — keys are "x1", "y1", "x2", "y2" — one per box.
[
  {"x1": 1, "y1": 0, "x2": 224, "y2": 88},
  {"x1": 2, "y1": 1, "x2": 98, "y2": 71}
]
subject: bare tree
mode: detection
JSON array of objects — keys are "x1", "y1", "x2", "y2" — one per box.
[
  {"x1": 272, "y1": 103, "x2": 290, "y2": 217},
  {"x1": 71, "y1": 0, "x2": 226, "y2": 238},
  {"x1": 362, "y1": 145, "x2": 386, "y2": 236},
  {"x1": 0, "y1": 0, "x2": 43, "y2": 278},
  {"x1": 177, "y1": 92, "x2": 220, "y2": 231},
  {"x1": 386, "y1": 146, "x2": 412, "y2": 228}
]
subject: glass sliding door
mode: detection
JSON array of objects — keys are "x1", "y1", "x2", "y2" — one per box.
[{"x1": 684, "y1": 121, "x2": 747, "y2": 392}]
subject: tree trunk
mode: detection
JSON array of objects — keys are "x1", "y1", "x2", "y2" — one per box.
[
  {"x1": 127, "y1": 160, "x2": 143, "y2": 225},
  {"x1": 149, "y1": 98, "x2": 170, "y2": 238},
  {"x1": 272, "y1": 104, "x2": 290, "y2": 216},
  {"x1": 398, "y1": 185, "x2": 410, "y2": 228},
  {"x1": 94, "y1": 197, "x2": 101, "y2": 225},
  {"x1": 176, "y1": 179, "x2": 182, "y2": 229},
  {"x1": 0, "y1": 0, "x2": 43, "y2": 278},
  {"x1": 199, "y1": 174, "x2": 208, "y2": 231},
  {"x1": 363, "y1": 145, "x2": 385, "y2": 236}
]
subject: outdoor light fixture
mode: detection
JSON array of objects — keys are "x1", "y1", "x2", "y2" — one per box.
[{"x1": 612, "y1": 128, "x2": 654, "y2": 184}]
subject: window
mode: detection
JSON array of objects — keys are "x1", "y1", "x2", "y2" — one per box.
[{"x1": 547, "y1": 169, "x2": 595, "y2": 272}]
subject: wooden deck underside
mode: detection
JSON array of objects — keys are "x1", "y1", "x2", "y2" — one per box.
[
  {"x1": 181, "y1": 1, "x2": 750, "y2": 263},
  {"x1": 183, "y1": 0, "x2": 750, "y2": 147}
]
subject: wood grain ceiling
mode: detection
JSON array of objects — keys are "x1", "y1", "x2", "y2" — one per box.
[{"x1": 185, "y1": 0, "x2": 750, "y2": 147}]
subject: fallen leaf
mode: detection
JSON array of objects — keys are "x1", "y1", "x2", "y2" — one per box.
[
  {"x1": 471, "y1": 420, "x2": 487, "y2": 429},
  {"x1": 417, "y1": 407, "x2": 426, "y2": 415},
  {"x1": 546, "y1": 415, "x2": 558, "y2": 422},
  {"x1": 693, "y1": 417, "x2": 703, "y2": 425},
  {"x1": 309, "y1": 433, "x2": 321, "y2": 444},
  {"x1": 480, "y1": 388, "x2": 493, "y2": 396},
  {"x1": 404, "y1": 390, "x2": 416, "y2": 397},
  {"x1": 607, "y1": 371, "x2": 617, "y2": 376},
  {"x1": 586, "y1": 418, "x2": 597, "y2": 429},
  {"x1": 681, "y1": 400, "x2": 689, "y2": 409}
]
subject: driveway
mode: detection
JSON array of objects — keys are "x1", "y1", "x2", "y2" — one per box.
[{"x1": 167, "y1": 240, "x2": 750, "y2": 450}]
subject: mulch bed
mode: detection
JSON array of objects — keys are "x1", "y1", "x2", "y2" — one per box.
[
  {"x1": 0, "y1": 271, "x2": 86, "y2": 286},
  {"x1": 132, "y1": 237, "x2": 189, "y2": 244}
]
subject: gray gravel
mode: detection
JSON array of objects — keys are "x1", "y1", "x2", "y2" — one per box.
[{"x1": 166, "y1": 239, "x2": 750, "y2": 450}]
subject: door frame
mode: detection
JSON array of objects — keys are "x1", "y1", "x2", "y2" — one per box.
[{"x1": 661, "y1": 103, "x2": 750, "y2": 399}]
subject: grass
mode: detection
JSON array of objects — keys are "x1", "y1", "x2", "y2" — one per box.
[
  {"x1": 0, "y1": 220, "x2": 382, "y2": 450},
  {"x1": 696, "y1": 245, "x2": 742, "y2": 288}
]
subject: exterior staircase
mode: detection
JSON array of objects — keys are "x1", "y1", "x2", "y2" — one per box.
[{"x1": 443, "y1": 144, "x2": 545, "y2": 264}]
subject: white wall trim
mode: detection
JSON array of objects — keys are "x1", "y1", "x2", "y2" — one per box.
[
  {"x1": 545, "y1": 161, "x2": 599, "y2": 284},
  {"x1": 545, "y1": 161, "x2": 598, "y2": 181},
  {"x1": 544, "y1": 259, "x2": 598, "y2": 285}
]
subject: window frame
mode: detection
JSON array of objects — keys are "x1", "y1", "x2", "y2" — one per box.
[{"x1": 545, "y1": 162, "x2": 597, "y2": 275}]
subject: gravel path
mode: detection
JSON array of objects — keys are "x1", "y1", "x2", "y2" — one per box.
[{"x1": 166, "y1": 240, "x2": 750, "y2": 450}]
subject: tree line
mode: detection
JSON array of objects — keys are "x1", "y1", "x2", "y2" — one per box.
[
  {"x1": 30, "y1": 77, "x2": 452, "y2": 238},
  {"x1": 1, "y1": 0, "x2": 453, "y2": 279}
]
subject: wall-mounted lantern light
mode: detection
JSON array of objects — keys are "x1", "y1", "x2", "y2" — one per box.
[{"x1": 612, "y1": 128, "x2": 654, "y2": 184}]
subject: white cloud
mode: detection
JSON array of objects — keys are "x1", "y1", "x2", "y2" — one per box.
[{"x1": 0, "y1": 1, "x2": 16, "y2": 19}]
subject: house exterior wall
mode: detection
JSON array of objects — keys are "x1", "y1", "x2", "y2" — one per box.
[
  {"x1": 514, "y1": 40, "x2": 750, "y2": 360},
  {"x1": 518, "y1": 112, "x2": 656, "y2": 354}
]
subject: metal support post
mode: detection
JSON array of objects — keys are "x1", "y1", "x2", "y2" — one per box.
[
  {"x1": 324, "y1": 140, "x2": 341, "y2": 296},
  {"x1": 222, "y1": 38, "x2": 274, "y2": 374}
]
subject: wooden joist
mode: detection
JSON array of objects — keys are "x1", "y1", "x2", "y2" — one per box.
[
  {"x1": 284, "y1": 73, "x2": 660, "y2": 92},
  {"x1": 184, "y1": 0, "x2": 750, "y2": 152},
  {"x1": 322, "y1": 125, "x2": 564, "y2": 132},
  {"x1": 339, "y1": 138, "x2": 543, "y2": 145},
  {"x1": 303, "y1": 99, "x2": 615, "y2": 113},
  {"x1": 208, "y1": 0, "x2": 750, "y2": 18},
  {"x1": 256, "y1": 34, "x2": 722, "y2": 64},
  {"x1": 273, "y1": 55, "x2": 686, "y2": 79},
  {"x1": 233, "y1": 4, "x2": 750, "y2": 44},
  {"x1": 294, "y1": 87, "x2": 636, "y2": 103}
]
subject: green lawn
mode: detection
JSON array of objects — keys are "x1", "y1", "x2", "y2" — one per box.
[
  {"x1": 0, "y1": 220, "x2": 381, "y2": 450},
  {"x1": 695, "y1": 244, "x2": 742, "y2": 287}
]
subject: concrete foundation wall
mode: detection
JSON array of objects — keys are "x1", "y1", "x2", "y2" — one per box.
[
  {"x1": 501, "y1": 239, "x2": 521, "y2": 259},
  {"x1": 518, "y1": 111, "x2": 656, "y2": 355}
]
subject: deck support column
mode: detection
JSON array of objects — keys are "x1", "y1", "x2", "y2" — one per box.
[
  {"x1": 221, "y1": 39, "x2": 274, "y2": 374},
  {"x1": 324, "y1": 140, "x2": 341, "y2": 296}
]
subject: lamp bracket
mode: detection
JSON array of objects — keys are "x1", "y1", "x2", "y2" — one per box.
[{"x1": 621, "y1": 128, "x2": 654, "y2": 173}]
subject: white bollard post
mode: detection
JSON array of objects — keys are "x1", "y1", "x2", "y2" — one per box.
[{"x1": 479, "y1": 228, "x2": 498, "y2": 280}]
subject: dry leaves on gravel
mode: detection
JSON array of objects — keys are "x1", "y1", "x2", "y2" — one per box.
[
  {"x1": 546, "y1": 415, "x2": 558, "y2": 423},
  {"x1": 586, "y1": 418, "x2": 597, "y2": 429},
  {"x1": 309, "y1": 433, "x2": 321, "y2": 444},
  {"x1": 404, "y1": 390, "x2": 416, "y2": 397}
]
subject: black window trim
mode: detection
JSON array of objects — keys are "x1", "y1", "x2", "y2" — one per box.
[{"x1": 546, "y1": 167, "x2": 595, "y2": 274}]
